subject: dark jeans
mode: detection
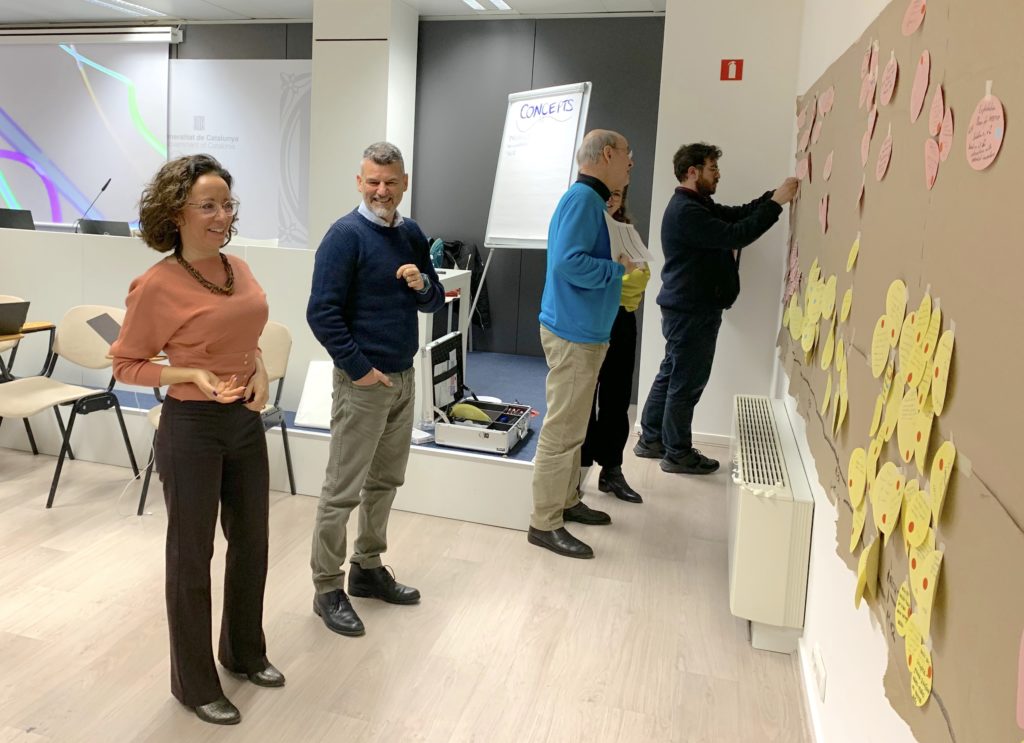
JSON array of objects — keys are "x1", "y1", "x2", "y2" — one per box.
[
  {"x1": 157, "y1": 397, "x2": 270, "y2": 706},
  {"x1": 581, "y1": 306, "x2": 638, "y2": 469},
  {"x1": 640, "y1": 307, "x2": 723, "y2": 460}
]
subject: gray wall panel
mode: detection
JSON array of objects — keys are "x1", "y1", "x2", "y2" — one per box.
[
  {"x1": 412, "y1": 20, "x2": 536, "y2": 354},
  {"x1": 174, "y1": 24, "x2": 312, "y2": 60}
]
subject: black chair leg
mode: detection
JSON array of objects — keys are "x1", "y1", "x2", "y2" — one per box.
[
  {"x1": 53, "y1": 407, "x2": 75, "y2": 460},
  {"x1": 22, "y1": 418, "x2": 39, "y2": 455},
  {"x1": 46, "y1": 406, "x2": 78, "y2": 509},
  {"x1": 112, "y1": 399, "x2": 139, "y2": 477},
  {"x1": 280, "y1": 421, "x2": 296, "y2": 495},
  {"x1": 138, "y1": 435, "x2": 156, "y2": 516}
]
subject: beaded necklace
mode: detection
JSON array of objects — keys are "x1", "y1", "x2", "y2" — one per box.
[{"x1": 175, "y1": 252, "x2": 235, "y2": 296}]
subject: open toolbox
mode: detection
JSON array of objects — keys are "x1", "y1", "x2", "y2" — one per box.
[{"x1": 419, "y1": 331, "x2": 532, "y2": 455}]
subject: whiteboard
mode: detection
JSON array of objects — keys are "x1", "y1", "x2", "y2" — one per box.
[{"x1": 484, "y1": 82, "x2": 591, "y2": 250}]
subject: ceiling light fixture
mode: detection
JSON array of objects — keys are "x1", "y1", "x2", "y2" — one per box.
[
  {"x1": 81, "y1": 0, "x2": 167, "y2": 17},
  {"x1": 461, "y1": 0, "x2": 486, "y2": 9},
  {"x1": 489, "y1": 0, "x2": 512, "y2": 9}
]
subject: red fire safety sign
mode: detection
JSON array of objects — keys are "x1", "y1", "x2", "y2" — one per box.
[{"x1": 720, "y1": 59, "x2": 744, "y2": 81}]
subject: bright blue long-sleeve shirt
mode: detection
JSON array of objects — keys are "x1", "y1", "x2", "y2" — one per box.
[
  {"x1": 307, "y1": 209, "x2": 444, "y2": 379},
  {"x1": 538, "y1": 179, "x2": 626, "y2": 343}
]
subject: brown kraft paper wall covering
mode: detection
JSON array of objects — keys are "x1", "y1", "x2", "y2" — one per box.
[{"x1": 778, "y1": 0, "x2": 1024, "y2": 740}]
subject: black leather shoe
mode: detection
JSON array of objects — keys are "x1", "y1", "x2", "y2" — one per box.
[
  {"x1": 598, "y1": 467, "x2": 643, "y2": 503},
  {"x1": 660, "y1": 448, "x2": 720, "y2": 475},
  {"x1": 633, "y1": 438, "x2": 665, "y2": 459},
  {"x1": 313, "y1": 589, "x2": 366, "y2": 636},
  {"x1": 527, "y1": 526, "x2": 594, "y2": 559},
  {"x1": 246, "y1": 663, "x2": 286, "y2": 687},
  {"x1": 193, "y1": 696, "x2": 241, "y2": 725},
  {"x1": 348, "y1": 563, "x2": 421, "y2": 605},
  {"x1": 563, "y1": 500, "x2": 612, "y2": 525}
]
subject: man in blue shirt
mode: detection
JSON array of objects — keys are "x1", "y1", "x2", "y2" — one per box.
[
  {"x1": 307, "y1": 142, "x2": 444, "y2": 636},
  {"x1": 529, "y1": 129, "x2": 635, "y2": 560}
]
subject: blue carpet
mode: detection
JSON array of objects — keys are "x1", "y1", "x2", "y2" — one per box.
[{"x1": 112, "y1": 352, "x2": 550, "y2": 462}]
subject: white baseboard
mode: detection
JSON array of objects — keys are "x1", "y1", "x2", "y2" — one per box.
[{"x1": 630, "y1": 421, "x2": 730, "y2": 449}]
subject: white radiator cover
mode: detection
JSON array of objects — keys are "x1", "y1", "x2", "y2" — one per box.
[{"x1": 728, "y1": 395, "x2": 814, "y2": 653}]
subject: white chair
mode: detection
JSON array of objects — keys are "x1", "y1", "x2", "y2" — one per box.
[
  {"x1": 0, "y1": 305, "x2": 139, "y2": 508},
  {"x1": 136, "y1": 320, "x2": 295, "y2": 514}
]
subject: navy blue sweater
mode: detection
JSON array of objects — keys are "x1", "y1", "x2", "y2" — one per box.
[
  {"x1": 657, "y1": 187, "x2": 782, "y2": 311},
  {"x1": 307, "y1": 209, "x2": 444, "y2": 379}
]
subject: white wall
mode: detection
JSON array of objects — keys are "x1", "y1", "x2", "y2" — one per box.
[
  {"x1": 788, "y1": 1, "x2": 916, "y2": 741},
  {"x1": 638, "y1": 0, "x2": 805, "y2": 447}
]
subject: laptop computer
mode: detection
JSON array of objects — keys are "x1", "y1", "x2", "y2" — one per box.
[
  {"x1": 78, "y1": 219, "x2": 132, "y2": 237},
  {"x1": 0, "y1": 208, "x2": 36, "y2": 230},
  {"x1": 0, "y1": 301, "x2": 30, "y2": 336}
]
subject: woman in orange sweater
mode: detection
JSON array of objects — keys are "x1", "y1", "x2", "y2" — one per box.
[{"x1": 111, "y1": 154, "x2": 283, "y2": 725}]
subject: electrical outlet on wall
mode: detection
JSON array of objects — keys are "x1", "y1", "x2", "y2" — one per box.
[{"x1": 812, "y1": 643, "x2": 827, "y2": 702}]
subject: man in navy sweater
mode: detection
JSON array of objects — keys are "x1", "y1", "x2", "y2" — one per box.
[
  {"x1": 307, "y1": 142, "x2": 444, "y2": 637},
  {"x1": 528, "y1": 129, "x2": 635, "y2": 560},
  {"x1": 637, "y1": 142, "x2": 798, "y2": 474}
]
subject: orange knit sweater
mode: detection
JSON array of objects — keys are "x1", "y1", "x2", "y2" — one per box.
[{"x1": 111, "y1": 253, "x2": 269, "y2": 402}]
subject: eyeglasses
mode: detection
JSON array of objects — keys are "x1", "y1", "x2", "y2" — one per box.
[
  {"x1": 607, "y1": 144, "x2": 634, "y2": 161},
  {"x1": 186, "y1": 200, "x2": 240, "y2": 217},
  {"x1": 699, "y1": 164, "x2": 720, "y2": 174}
]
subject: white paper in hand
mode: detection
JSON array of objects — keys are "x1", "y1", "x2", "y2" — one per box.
[{"x1": 603, "y1": 211, "x2": 654, "y2": 264}]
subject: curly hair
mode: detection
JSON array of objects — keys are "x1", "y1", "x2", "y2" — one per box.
[
  {"x1": 672, "y1": 142, "x2": 723, "y2": 182},
  {"x1": 137, "y1": 154, "x2": 236, "y2": 253}
]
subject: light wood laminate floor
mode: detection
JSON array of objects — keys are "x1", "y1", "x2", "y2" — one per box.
[{"x1": 0, "y1": 440, "x2": 811, "y2": 743}]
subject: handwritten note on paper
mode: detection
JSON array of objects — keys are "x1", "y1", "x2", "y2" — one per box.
[
  {"x1": 823, "y1": 150, "x2": 834, "y2": 181},
  {"x1": 861, "y1": 130, "x2": 872, "y2": 167},
  {"x1": 895, "y1": 580, "x2": 912, "y2": 636},
  {"x1": 841, "y1": 287, "x2": 853, "y2": 322},
  {"x1": 872, "y1": 461, "x2": 904, "y2": 542},
  {"x1": 897, "y1": 389, "x2": 920, "y2": 463},
  {"x1": 871, "y1": 315, "x2": 890, "y2": 377},
  {"x1": 870, "y1": 393, "x2": 885, "y2": 437},
  {"x1": 904, "y1": 485, "x2": 932, "y2": 550},
  {"x1": 925, "y1": 138, "x2": 940, "y2": 189},
  {"x1": 799, "y1": 125, "x2": 812, "y2": 152},
  {"x1": 910, "y1": 640, "x2": 934, "y2": 707},
  {"x1": 819, "y1": 193, "x2": 829, "y2": 234},
  {"x1": 910, "y1": 50, "x2": 931, "y2": 123},
  {"x1": 929, "y1": 86, "x2": 944, "y2": 136},
  {"x1": 967, "y1": 91, "x2": 1005, "y2": 170},
  {"x1": 820, "y1": 85, "x2": 836, "y2": 115},
  {"x1": 902, "y1": 0, "x2": 927, "y2": 36},
  {"x1": 910, "y1": 548, "x2": 943, "y2": 620},
  {"x1": 880, "y1": 51, "x2": 899, "y2": 106},
  {"x1": 930, "y1": 439, "x2": 957, "y2": 523},
  {"x1": 796, "y1": 155, "x2": 810, "y2": 181},
  {"x1": 821, "y1": 319, "x2": 836, "y2": 370},
  {"x1": 848, "y1": 447, "x2": 867, "y2": 507},
  {"x1": 855, "y1": 536, "x2": 881, "y2": 607},
  {"x1": 886, "y1": 279, "x2": 908, "y2": 341},
  {"x1": 860, "y1": 71, "x2": 876, "y2": 110},
  {"x1": 868, "y1": 105, "x2": 879, "y2": 138},
  {"x1": 914, "y1": 406, "x2": 934, "y2": 474},
  {"x1": 876, "y1": 128, "x2": 894, "y2": 181},
  {"x1": 939, "y1": 106, "x2": 954, "y2": 162},
  {"x1": 821, "y1": 374, "x2": 833, "y2": 416},
  {"x1": 851, "y1": 497, "x2": 868, "y2": 553},
  {"x1": 604, "y1": 212, "x2": 654, "y2": 264},
  {"x1": 922, "y1": 305, "x2": 942, "y2": 361},
  {"x1": 915, "y1": 293, "x2": 932, "y2": 342},
  {"x1": 931, "y1": 329, "x2": 955, "y2": 414},
  {"x1": 882, "y1": 384, "x2": 904, "y2": 444},
  {"x1": 811, "y1": 117, "x2": 824, "y2": 145}
]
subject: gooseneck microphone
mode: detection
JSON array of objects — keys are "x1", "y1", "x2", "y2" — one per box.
[{"x1": 74, "y1": 178, "x2": 111, "y2": 233}]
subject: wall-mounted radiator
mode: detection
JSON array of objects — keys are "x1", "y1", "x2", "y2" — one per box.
[{"x1": 728, "y1": 395, "x2": 814, "y2": 653}]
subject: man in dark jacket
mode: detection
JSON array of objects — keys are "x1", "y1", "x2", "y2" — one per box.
[{"x1": 636, "y1": 142, "x2": 798, "y2": 474}]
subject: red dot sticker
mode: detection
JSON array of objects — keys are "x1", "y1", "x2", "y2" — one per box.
[
  {"x1": 909, "y1": 653, "x2": 914, "y2": 665},
  {"x1": 923, "y1": 577, "x2": 929, "y2": 590},
  {"x1": 927, "y1": 666, "x2": 932, "y2": 679},
  {"x1": 906, "y1": 449, "x2": 911, "y2": 459},
  {"x1": 939, "y1": 459, "x2": 945, "y2": 471},
  {"x1": 909, "y1": 521, "x2": 916, "y2": 532},
  {"x1": 925, "y1": 343, "x2": 930, "y2": 353},
  {"x1": 849, "y1": 478, "x2": 854, "y2": 486},
  {"x1": 882, "y1": 318, "x2": 886, "y2": 328},
  {"x1": 907, "y1": 373, "x2": 913, "y2": 383},
  {"x1": 891, "y1": 328, "x2": 896, "y2": 339},
  {"x1": 917, "y1": 332, "x2": 922, "y2": 342},
  {"x1": 916, "y1": 431, "x2": 922, "y2": 442},
  {"x1": 934, "y1": 366, "x2": 940, "y2": 378},
  {"x1": 896, "y1": 480, "x2": 902, "y2": 490},
  {"x1": 912, "y1": 558, "x2": 917, "y2": 569},
  {"x1": 883, "y1": 513, "x2": 888, "y2": 524}
]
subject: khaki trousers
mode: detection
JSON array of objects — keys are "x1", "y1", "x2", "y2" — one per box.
[
  {"x1": 311, "y1": 367, "x2": 414, "y2": 593},
  {"x1": 531, "y1": 326, "x2": 609, "y2": 530}
]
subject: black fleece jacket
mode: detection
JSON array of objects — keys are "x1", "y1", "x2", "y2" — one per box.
[{"x1": 656, "y1": 186, "x2": 782, "y2": 312}]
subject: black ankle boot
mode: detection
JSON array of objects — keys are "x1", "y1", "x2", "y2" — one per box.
[
  {"x1": 348, "y1": 563, "x2": 421, "y2": 604},
  {"x1": 598, "y1": 466, "x2": 643, "y2": 503}
]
